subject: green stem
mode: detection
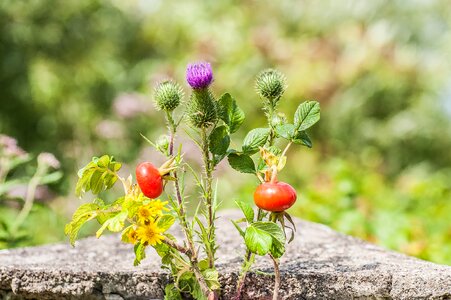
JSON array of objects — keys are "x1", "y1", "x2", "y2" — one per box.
[
  {"x1": 165, "y1": 111, "x2": 213, "y2": 298},
  {"x1": 235, "y1": 101, "x2": 280, "y2": 299},
  {"x1": 11, "y1": 162, "x2": 47, "y2": 234},
  {"x1": 201, "y1": 127, "x2": 216, "y2": 269},
  {"x1": 233, "y1": 250, "x2": 255, "y2": 300}
]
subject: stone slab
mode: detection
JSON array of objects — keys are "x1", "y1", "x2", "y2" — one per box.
[{"x1": 1, "y1": 210, "x2": 450, "y2": 299}]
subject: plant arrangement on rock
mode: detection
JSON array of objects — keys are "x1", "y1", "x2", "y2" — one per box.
[{"x1": 65, "y1": 62, "x2": 320, "y2": 300}]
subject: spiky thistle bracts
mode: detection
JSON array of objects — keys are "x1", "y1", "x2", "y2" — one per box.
[
  {"x1": 187, "y1": 89, "x2": 218, "y2": 128},
  {"x1": 186, "y1": 62, "x2": 214, "y2": 89},
  {"x1": 154, "y1": 80, "x2": 184, "y2": 111},
  {"x1": 255, "y1": 69, "x2": 287, "y2": 107}
]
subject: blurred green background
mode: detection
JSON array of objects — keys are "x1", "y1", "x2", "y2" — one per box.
[{"x1": 1, "y1": 0, "x2": 450, "y2": 264}]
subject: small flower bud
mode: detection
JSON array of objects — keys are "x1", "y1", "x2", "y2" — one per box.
[
  {"x1": 156, "y1": 135, "x2": 170, "y2": 154},
  {"x1": 270, "y1": 112, "x2": 287, "y2": 128},
  {"x1": 154, "y1": 80, "x2": 183, "y2": 111},
  {"x1": 255, "y1": 69, "x2": 287, "y2": 104},
  {"x1": 186, "y1": 62, "x2": 213, "y2": 89}
]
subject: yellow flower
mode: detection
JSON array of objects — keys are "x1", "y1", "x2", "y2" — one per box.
[
  {"x1": 137, "y1": 205, "x2": 153, "y2": 223},
  {"x1": 149, "y1": 199, "x2": 169, "y2": 215},
  {"x1": 136, "y1": 221, "x2": 165, "y2": 246},
  {"x1": 127, "y1": 229, "x2": 138, "y2": 244}
]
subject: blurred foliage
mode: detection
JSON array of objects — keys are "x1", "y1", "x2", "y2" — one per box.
[
  {"x1": 0, "y1": 0, "x2": 450, "y2": 264},
  {"x1": 0, "y1": 135, "x2": 63, "y2": 248}
]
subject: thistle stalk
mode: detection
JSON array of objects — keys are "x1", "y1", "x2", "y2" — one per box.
[
  {"x1": 165, "y1": 111, "x2": 213, "y2": 298},
  {"x1": 201, "y1": 126, "x2": 216, "y2": 268}
]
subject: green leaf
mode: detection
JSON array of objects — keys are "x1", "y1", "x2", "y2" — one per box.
[
  {"x1": 294, "y1": 101, "x2": 320, "y2": 131},
  {"x1": 134, "y1": 242, "x2": 146, "y2": 266},
  {"x1": 270, "y1": 240, "x2": 286, "y2": 258},
  {"x1": 39, "y1": 171, "x2": 63, "y2": 185},
  {"x1": 292, "y1": 130, "x2": 312, "y2": 148},
  {"x1": 64, "y1": 202, "x2": 101, "y2": 246},
  {"x1": 203, "y1": 269, "x2": 221, "y2": 290},
  {"x1": 95, "y1": 211, "x2": 127, "y2": 238},
  {"x1": 157, "y1": 215, "x2": 176, "y2": 232},
  {"x1": 245, "y1": 225, "x2": 272, "y2": 256},
  {"x1": 164, "y1": 284, "x2": 182, "y2": 300},
  {"x1": 231, "y1": 220, "x2": 245, "y2": 238},
  {"x1": 252, "y1": 221, "x2": 286, "y2": 245},
  {"x1": 218, "y1": 93, "x2": 245, "y2": 133},
  {"x1": 275, "y1": 124, "x2": 295, "y2": 140},
  {"x1": 228, "y1": 153, "x2": 255, "y2": 174},
  {"x1": 235, "y1": 200, "x2": 254, "y2": 223},
  {"x1": 242, "y1": 128, "x2": 270, "y2": 154},
  {"x1": 75, "y1": 155, "x2": 122, "y2": 198},
  {"x1": 276, "y1": 124, "x2": 313, "y2": 148},
  {"x1": 209, "y1": 125, "x2": 230, "y2": 156}
]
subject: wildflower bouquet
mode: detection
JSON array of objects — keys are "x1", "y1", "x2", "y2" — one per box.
[{"x1": 65, "y1": 62, "x2": 320, "y2": 300}]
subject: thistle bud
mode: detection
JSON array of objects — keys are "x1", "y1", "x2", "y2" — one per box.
[
  {"x1": 255, "y1": 69, "x2": 287, "y2": 106},
  {"x1": 154, "y1": 80, "x2": 183, "y2": 111},
  {"x1": 185, "y1": 62, "x2": 218, "y2": 128},
  {"x1": 186, "y1": 62, "x2": 213, "y2": 89}
]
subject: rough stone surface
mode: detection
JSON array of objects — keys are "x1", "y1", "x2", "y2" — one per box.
[{"x1": 0, "y1": 210, "x2": 450, "y2": 299}]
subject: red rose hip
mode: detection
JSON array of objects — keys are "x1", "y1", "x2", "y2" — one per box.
[
  {"x1": 254, "y1": 181, "x2": 297, "y2": 212},
  {"x1": 136, "y1": 162, "x2": 163, "y2": 199}
]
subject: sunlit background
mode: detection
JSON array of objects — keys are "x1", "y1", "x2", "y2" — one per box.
[{"x1": 1, "y1": 0, "x2": 450, "y2": 265}]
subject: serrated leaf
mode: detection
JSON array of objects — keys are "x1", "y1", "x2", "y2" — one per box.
[
  {"x1": 157, "y1": 215, "x2": 175, "y2": 232},
  {"x1": 245, "y1": 225, "x2": 272, "y2": 256},
  {"x1": 134, "y1": 242, "x2": 146, "y2": 266},
  {"x1": 275, "y1": 124, "x2": 295, "y2": 140},
  {"x1": 270, "y1": 239, "x2": 286, "y2": 258},
  {"x1": 252, "y1": 221, "x2": 286, "y2": 245},
  {"x1": 294, "y1": 101, "x2": 320, "y2": 131},
  {"x1": 75, "y1": 155, "x2": 122, "y2": 198},
  {"x1": 228, "y1": 153, "x2": 255, "y2": 174},
  {"x1": 209, "y1": 125, "x2": 230, "y2": 156},
  {"x1": 218, "y1": 93, "x2": 245, "y2": 133},
  {"x1": 65, "y1": 202, "x2": 101, "y2": 246},
  {"x1": 203, "y1": 269, "x2": 221, "y2": 290},
  {"x1": 242, "y1": 128, "x2": 270, "y2": 154},
  {"x1": 96, "y1": 211, "x2": 127, "y2": 238},
  {"x1": 235, "y1": 200, "x2": 254, "y2": 223},
  {"x1": 292, "y1": 130, "x2": 312, "y2": 148}
]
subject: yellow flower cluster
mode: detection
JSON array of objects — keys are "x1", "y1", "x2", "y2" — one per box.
[{"x1": 125, "y1": 199, "x2": 169, "y2": 246}]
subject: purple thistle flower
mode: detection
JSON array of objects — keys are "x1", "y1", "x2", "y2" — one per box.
[{"x1": 186, "y1": 62, "x2": 213, "y2": 89}]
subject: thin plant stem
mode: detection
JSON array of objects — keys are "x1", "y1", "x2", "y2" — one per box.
[
  {"x1": 270, "y1": 254, "x2": 280, "y2": 300},
  {"x1": 11, "y1": 162, "x2": 46, "y2": 234},
  {"x1": 201, "y1": 126, "x2": 216, "y2": 268},
  {"x1": 165, "y1": 111, "x2": 213, "y2": 298},
  {"x1": 235, "y1": 100, "x2": 280, "y2": 299}
]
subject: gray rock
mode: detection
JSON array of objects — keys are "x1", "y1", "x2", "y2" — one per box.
[{"x1": 0, "y1": 210, "x2": 450, "y2": 299}]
